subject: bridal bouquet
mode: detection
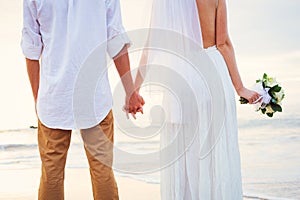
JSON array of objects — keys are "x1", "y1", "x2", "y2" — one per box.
[{"x1": 239, "y1": 73, "x2": 285, "y2": 117}]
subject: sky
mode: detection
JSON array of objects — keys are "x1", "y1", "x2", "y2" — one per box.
[
  {"x1": 229, "y1": 0, "x2": 300, "y2": 55},
  {"x1": 0, "y1": 0, "x2": 299, "y2": 130}
]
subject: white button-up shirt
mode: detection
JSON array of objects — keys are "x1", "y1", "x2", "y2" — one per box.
[{"x1": 21, "y1": 0, "x2": 130, "y2": 129}]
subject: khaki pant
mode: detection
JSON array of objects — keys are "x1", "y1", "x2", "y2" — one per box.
[{"x1": 37, "y1": 110, "x2": 119, "y2": 200}]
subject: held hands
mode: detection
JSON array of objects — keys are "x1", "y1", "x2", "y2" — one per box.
[
  {"x1": 238, "y1": 87, "x2": 261, "y2": 104},
  {"x1": 123, "y1": 91, "x2": 145, "y2": 119}
]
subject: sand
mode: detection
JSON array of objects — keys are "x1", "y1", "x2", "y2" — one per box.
[
  {"x1": 0, "y1": 168, "x2": 160, "y2": 200},
  {"x1": 0, "y1": 168, "x2": 256, "y2": 200},
  {"x1": 0, "y1": 169, "x2": 258, "y2": 200}
]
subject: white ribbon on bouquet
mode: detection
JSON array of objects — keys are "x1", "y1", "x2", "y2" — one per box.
[{"x1": 253, "y1": 82, "x2": 272, "y2": 109}]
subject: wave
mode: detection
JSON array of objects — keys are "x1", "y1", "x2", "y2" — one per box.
[
  {"x1": 0, "y1": 144, "x2": 37, "y2": 151},
  {"x1": 238, "y1": 117, "x2": 300, "y2": 129},
  {"x1": 243, "y1": 192, "x2": 295, "y2": 200},
  {"x1": 115, "y1": 172, "x2": 160, "y2": 184},
  {"x1": 0, "y1": 128, "x2": 35, "y2": 133}
]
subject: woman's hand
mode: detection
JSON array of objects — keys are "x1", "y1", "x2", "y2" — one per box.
[
  {"x1": 237, "y1": 87, "x2": 261, "y2": 104},
  {"x1": 123, "y1": 91, "x2": 145, "y2": 119}
]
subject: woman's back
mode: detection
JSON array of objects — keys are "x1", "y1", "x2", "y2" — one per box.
[{"x1": 196, "y1": 0, "x2": 218, "y2": 48}]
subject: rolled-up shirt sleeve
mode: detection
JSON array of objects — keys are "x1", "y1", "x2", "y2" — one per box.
[
  {"x1": 21, "y1": 0, "x2": 43, "y2": 60},
  {"x1": 105, "y1": 0, "x2": 131, "y2": 58}
]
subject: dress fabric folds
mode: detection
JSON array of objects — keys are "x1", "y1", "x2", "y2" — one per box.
[
  {"x1": 145, "y1": 0, "x2": 243, "y2": 199},
  {"x1": 160, "y1": 46, "x2": 243, "y2": 200}
]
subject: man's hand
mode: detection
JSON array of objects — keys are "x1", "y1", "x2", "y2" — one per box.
[{"x1": 124, "y1": 91, "x2": 145, "y2": 119}]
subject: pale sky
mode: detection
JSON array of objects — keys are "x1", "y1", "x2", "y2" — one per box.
[
  {"x1": 0, "y1": 0, "x2": 299, "y2": 130},
  {"x1": 228, "y1": 0, "x2": 300, "y2": 56}
]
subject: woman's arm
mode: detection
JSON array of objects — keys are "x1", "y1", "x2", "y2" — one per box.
[
  {"x1": 216, "y1": 0, "x2": 260, "y2": 104},
  {"x1": 134, "y1": 49, "x2": 149, "y2": 93}
]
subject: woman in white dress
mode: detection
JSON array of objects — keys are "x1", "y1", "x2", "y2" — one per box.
[{"x1": 135, "y1": 0, "x2": 261, "y2": 199}]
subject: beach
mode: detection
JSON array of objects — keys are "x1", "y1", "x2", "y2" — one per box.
[
  {"x1": 0, "y1": 168, "x2": 160, "y2": 200},
  {"x1": 0, "y1": 168, "x2": 260, "y2": 200},
  {"x1": 0, "y1": 125, "x2": 299, "y2": 199}
]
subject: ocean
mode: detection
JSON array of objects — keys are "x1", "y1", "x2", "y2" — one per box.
[{"x1": 0, "y1": 109, "x2": 300, "y2": 200}]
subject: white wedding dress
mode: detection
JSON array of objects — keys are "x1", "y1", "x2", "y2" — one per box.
[
  {"x1": 143, "y1": 0, "x2": 244, "y2": 199},
  {"x1": 160, "y1": 45, "x2": 243, "y2": 200}
]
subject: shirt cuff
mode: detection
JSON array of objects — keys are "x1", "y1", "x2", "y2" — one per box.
[
  {"x1": 21, "y1": 40, "x2": 43, "y2": 60},
  {"x1": 107, "y1": 32, "x2": 132, "y2": 58}
]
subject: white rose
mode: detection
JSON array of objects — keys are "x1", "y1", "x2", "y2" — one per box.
[{"x1": 266, "y1": 77, "x2": 277, "y2": 87}]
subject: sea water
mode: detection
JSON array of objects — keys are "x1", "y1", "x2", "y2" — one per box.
[{"x1": 0, "y1": 108, "x2": 300, "y2": 200}]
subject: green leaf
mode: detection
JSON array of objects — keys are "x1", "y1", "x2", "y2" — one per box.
[
  {"x1": 263, "y1": 73, "x2": 268, "y2": 80},
  {"x1": 268, "y1": 86, "x2": 280, "y2": 98},
  {"x1": 268, "y1": 89, "x2": 275, "y2": 98},
  {"x1": 239, "y1": 97, "x2": 249, "y2": 104},
  {"x1": 271, "y1": 85, "x2": 281, "y2": 93},
  {"x1": 267, "y1": 112, "x2": 274, "y2": 117},
  {"x1": 270, "y1": 103, "x2": 282, "y2": 112},
  {"x1": 256, "y1": 79, "x2": 261, "y2": 83},
  {"x1": 261, "y1": 108, "x2": 266, "y2": 114}
]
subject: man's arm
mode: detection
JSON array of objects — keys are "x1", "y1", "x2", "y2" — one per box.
[
  {"x1": 105, "y1": 0, "x2": 144, "y2": 115},
  {"x1": 113, "y1": 45, "x2": 145, "y2": 116},
  {"x1": 113, "y1": 45, "x2": 134, "y2": 96},
  {"x1": 22, "y1": 1, "x2": 42, "y2": 104},
  {"x1": 26, "y1": 58, "x2": 40, "y2": 103}
]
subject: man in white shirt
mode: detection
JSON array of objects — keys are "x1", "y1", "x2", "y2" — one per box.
[{"x1": 21, "y1": 0, "x2": 144, "y2": 199}]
